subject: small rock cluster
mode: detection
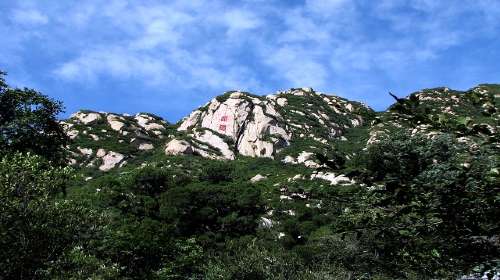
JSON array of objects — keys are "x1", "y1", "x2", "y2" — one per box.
[{"x1": 62, "y1": 110, "x2": 169, "y2": 171}]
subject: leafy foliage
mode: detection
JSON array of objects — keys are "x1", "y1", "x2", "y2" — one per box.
[
  {"x1": 0, "y1": 153, "x2": 101, "y2": 279},
  {"x1": 335, "y1": 132, "x2": 500, "y2": 278},
  {"x1": 2, "y1": 73, "x2": 499, "y2": 279},
  {"x1": 161, "y1": 182, "x2": 264, "y2": 243},
  {"x1": 0, "y1": 72, "x2": 68, "y2": 163}
]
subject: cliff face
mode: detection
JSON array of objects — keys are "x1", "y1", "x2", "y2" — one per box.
[{"x1": 168, "y1": 87, "x2": 372, "y2": 160}]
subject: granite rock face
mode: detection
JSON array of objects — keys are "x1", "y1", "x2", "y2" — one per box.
[
  {"x1": 174, "y1": 88, "x2": 371, "y2": 160},
  {"x1": 165, "y1": 139, "x2": 194, "y2": 156},
  {"x1": 98, "y1": 150, "x2": 125, "y2": 171},
  {"x1": 178, "y1": 91, "x2": 288, "y2": 159},
  {"x1": 62, "y1": 84, "x2": 499, "y2": 172},
  {"x1": 62, "y1": 111, "x2": 169, "y2": 170}
]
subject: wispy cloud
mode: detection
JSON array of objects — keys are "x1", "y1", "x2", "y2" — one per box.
[
  {"x1": 0, "y1": 0, "x2": 499, "y2": 119},
  {"x1": 8, "y1": 0, "x2": 499, "y2": 89},
  {"x1": 11, "y1": 9, "x2": 49, "y2": 25},
  {"x1": 53, "y1": 47, "x2": 170, "y2": 85},
  {"x1": 222, "y1": 9, "x2": 262, "y2": 35}
]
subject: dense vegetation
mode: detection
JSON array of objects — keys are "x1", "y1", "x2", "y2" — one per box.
[
  {"x1": 0, "y1": 71, "x2": 498, "y2": 279},
  {"x1": 0, "y1": 71, "x2": 68, "y2": 164}
]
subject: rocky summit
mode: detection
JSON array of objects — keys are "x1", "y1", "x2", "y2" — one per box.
[
  {"x1": 62, "y1": 87, "x2": 378, "y2": 177},
  {"x1": 170, "y1": 87, "x2": 371, "y2": 160},
  {"x1": 63, "y1": 85, "x2": 499, "y2": 175}
]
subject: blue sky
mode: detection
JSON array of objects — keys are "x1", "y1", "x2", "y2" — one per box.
[{"x1": 1, "y1": 0, "x2": 499, "y2": 122}]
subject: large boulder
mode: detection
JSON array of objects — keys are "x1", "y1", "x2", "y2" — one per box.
[
  {"x1": 250, "y1": 174, "x2": 267, "y2": 183},
  {"x1": 106, "y1": 114, "x2": 125, "y2": 131},
  {"x1": 97, "y1": 150, "x2": 125, "y2": 171},
  {"x1": 135, "y1": 113, "x2": 166, "y2": 131},
  {"x1": 70, "y1": 111, "x2": 102, "y2": 124},
  {"x1": 165, "y1": 139, "x2": 194, "y2": 155}
]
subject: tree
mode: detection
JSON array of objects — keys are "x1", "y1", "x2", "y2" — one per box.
[
  {"x1": 41, "y1": 246, "x2": 121, "y2": 280},
  {"x1": 91, "y1": 167, "x2": 207, "y2": 278},
  {"x1": 160, "y1": 182, "x2": 264, "y2": 245},
  {"x1": 336, "y1": 131, "x2": 500, "y2": 278},
  {"x1": 0, "y1": 71, "x2": 68, "y2": 164},
  {"x1": 200, "y1": 161, "x2": 235, "y2": 184},
  {"x1": 0, "y1": 153, "x2": 101, "y2": 279}
]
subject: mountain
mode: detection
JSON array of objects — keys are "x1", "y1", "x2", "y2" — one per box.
[
  {"x1": 63, "y1": 85, "x2": 498, "y2": 175},
  {"x1": 60, "y1": 84, "x2": 499, "y2": 206},
  {"x1": 62, "y1": 87, "x2": 371, "y2": 171},
  {"x1": 169, "y1": 87, "x2": 373, "y2": 160},
  {"x1": 8, "y1": 82, "x2": 499, "y2": 279}
]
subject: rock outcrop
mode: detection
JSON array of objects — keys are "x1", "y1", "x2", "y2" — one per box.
[
  {"x1": 250, "y1": 174, "x2": 267, "y2": 183},
  {"x1": 172, "y1": 88, "x2": 372, "y2": 160},
  {"x1": 165, "y1": 139, "x2": 194, "y2": 155},
  {"x1": 70, "y1": 111, "x2": 102, "y2": 124},
  {"x1": 62, "y1": 110, "x2": 169, "y2": 170},
  {"x1": 98, "y1": 150, "x2": 125, "y2": 171},
  {"x1": 62, "y1": 84, "x2": 499, "y2": 172}
]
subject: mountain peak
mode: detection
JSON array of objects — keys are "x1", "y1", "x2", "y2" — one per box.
[
  {"x1": 170, "y1": 87, "x2": 372, "y2": 160},
  {"x1": 62, "y1": 84, "x2": 498, "y2": 172}
]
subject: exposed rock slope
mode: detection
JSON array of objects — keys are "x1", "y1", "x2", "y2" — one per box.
[
  {"x1": 62, "y1": 111, "x2": 171, "y2": 170},
  {"x1": 367, "y1": 84, "x2": 499, "y2": 148},
  {"x1": 169, "y1": 87, "x2": 373, "y2": 160},
  {"x1": 63, "y1": 84, "x2": 499, "y2": 173}
]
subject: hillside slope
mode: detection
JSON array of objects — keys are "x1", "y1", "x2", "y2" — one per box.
[
  {"x1": 62, "y1": 111, "x2": 173, "y2": 172},
  {"x1": 54, "y1": 84, "x2": 499, "y2": 279},
  {"x1": 63, "y1": 85, "x2": 498, "y2": 177}
]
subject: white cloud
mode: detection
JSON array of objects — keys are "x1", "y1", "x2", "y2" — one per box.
[
  {"x1": 54, "y1": 47, "x2": 170, "y2": 85},
  {"x1": 330, "y1": 45, "x2": 372, "y2": 71},
  {"x1": 279, "y1": 10, "x2": 332, "y2": 43},
  {"x1": 305, "y1": 0, "x2": 350, "y2": 16},
  {"x1": 48, "y1": 0, "x2": 499, "y2": 93},
  {"x1": 265, "y1": 46, "x2": 328, "y2": 88},
  {"x1": 130, "y1": 17, "x2": 187, "y2": 50},
  {"x1": 222, "y1": 9, "x2": 262, "y2": 36},
  {"x1": 11, "y1": 9, "x2": 48, "y2": 25},
  {"x1": 47, "y1": 1, "x2": 265, "y2": 91},
  {"x1": 3, "y1": 0, "x2": 500, "y2": 102},
  {"x1": 409, "y1": 0, "x2": 440, "y2": 11}
]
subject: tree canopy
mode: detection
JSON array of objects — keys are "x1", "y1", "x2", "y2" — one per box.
[{"x1": 0, "y1": 72, "x2": 68, "y2": 164}]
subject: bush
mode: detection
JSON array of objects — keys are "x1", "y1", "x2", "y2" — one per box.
[
  {"x1": 203, "y1": 242, "x2": 308, "y2": 280},
  {"x1": 200, "y1": 161, "x2": 234, "y2": 184}
]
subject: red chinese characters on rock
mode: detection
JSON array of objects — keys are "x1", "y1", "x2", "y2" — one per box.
[{"x1": 218, "y1": 115, "x2": 229, "y2": 132}]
